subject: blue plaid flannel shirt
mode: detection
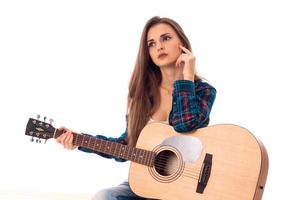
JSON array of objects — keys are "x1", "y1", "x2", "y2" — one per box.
[{"x1": 78, "y1": 79, "x2": 216, "y2": 162}]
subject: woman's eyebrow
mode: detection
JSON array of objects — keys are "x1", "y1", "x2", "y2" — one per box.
[{"x1": 147, "y1": 33, "x2": 171, "y2": 43}]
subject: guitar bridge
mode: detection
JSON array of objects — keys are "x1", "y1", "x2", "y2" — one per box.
[{"x1": 197, "y1": 153, "x2": 213, "y2": 193}]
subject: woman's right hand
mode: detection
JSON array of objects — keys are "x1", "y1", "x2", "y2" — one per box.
[{"x1": 56, "y1": 127, "x2": 78, "y2": 150}]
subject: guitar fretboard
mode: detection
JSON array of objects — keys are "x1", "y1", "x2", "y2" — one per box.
[{"x1": 54, "y1": 130, "x2": 155, "y2": 167}]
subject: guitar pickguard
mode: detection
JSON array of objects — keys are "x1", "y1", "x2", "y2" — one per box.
[{"x1": 161, "y1": 135, "x2": 203, "y2": 163}]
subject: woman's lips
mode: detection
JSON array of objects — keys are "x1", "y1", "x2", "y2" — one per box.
[{"x1": 158, "y1": 53, "x2": 168, "y2": 59}]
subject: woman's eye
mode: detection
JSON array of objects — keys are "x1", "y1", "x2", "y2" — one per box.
[
  {"x1": 148, "y1": 42, "x2": 155, "y2": 47},
  {"x1": 163, "y1": 36, "x2": 171, "y2": 41}
]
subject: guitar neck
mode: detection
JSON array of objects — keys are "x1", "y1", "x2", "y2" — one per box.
[{"x1": 54, "y1": 129, "x2": 155, "y2": 167}]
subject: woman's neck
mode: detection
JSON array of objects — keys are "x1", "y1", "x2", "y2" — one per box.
[{"x1": 160, "y1": 65, "x2": 176, "y2": 89}]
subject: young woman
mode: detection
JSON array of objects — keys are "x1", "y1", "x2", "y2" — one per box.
[{"x1": 56, "y1": 16, "x2": 217, "y2": 200}]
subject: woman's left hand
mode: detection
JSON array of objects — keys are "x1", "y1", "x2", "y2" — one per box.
[{"x1": 175, "y1": 45, "x2": 196, "y2": 81}]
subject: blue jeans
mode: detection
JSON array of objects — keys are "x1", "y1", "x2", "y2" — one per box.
[{"x1": 92, "y1": 181, "x2": 153, "y2": 200}]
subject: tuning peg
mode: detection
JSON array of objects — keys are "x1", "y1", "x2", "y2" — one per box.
[
  {"x1": 30, "y1": 137, "x2": 34, "y2": 142},
  {"x1": 37, "y1": 114, "x2": 40, "y2": 120},
  {"x1": 36, "y1": 138, "x2": 41, "y2": 143},
  {"x1": 49, "y1": 118, "x2": 54, "y2": 125},
  {"x1": 43, "y1": 116, "x2": 47, "y2": 122},
  {"x1": 44, "y1": 139, "x2": 48, "y2": 144}
]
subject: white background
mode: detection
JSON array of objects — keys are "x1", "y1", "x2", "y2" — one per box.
[{"x1": 0, "y1": 0, "x2": 299, "y2": 199}]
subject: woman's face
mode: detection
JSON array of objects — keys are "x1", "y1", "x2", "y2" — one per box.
[{"x1": 147, "y1": 23, "x2": 183, "y2": 68}]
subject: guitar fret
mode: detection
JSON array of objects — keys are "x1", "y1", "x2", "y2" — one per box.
[
  {"x1": 121, "y1": 145, "x2": 125, "y2": 159},
  {"x1": 143, "y1": 150, "x2": 147, "y2": 164},
  {"x1": 112, "y1": 142, "x2": 116, "y2": 156},
  {"x1": 145, "y1": 151, "x2": 150, "y2": 166},
  {"x1": 105, "y1": 141, "x2": 111, "y2": 153},
  {"x1": 147, "y1": 152, "x2": 151, "y2": 166},
  {"x1": 87, "y1": 136, "x2": 91, "y2": 148},
  {"x1": 84, "y1": 135, "x2": 89, "y2": 146},
  {"x1": 92, "y1": 137, "x2": 96, "y2": 150},
  {"x1": 116, "y1": 143, "x2": 121, "y2": 158},
  {"x1": 118, "y1": 145, "x2": 122, "y2": 158},
  {"x1": 150, "y1": 152, "x2": 155, "y2": 166},
  {"x1": 144, "y1": 151, "x2": 148, "y2": 165},
  {"x1": 116, "y1": 143, "x2": 123, "y2": 158},
  {"x1": 103, "y1": 140, "x2": 107, "y2": 153},
  {"x1": 90, "y1": 137, "x2": 95, "y2": 149},
  {"x1": 120, "y1": 145, "x2": 126, "y2": 159},
  {"x1": 102, "y1": 140, "x2": 107, "y2": 153},
  {"x1": 137, "y1": 149, "x2": 141, "y2": 163},
  {"x1": 135, "y1": 149, "x2": 139, "y2": 163},
  {"x1": 80, "y1": 135, "x2": 84, "y2": 146},
  {"x1": 141, "y1": 150, "x2": 144, "y2": 164},
  {"x1": 78, "y1": 135, "x2": 82, "y2": 146},
  {"x1": 73, "y1": 134, "x2": 76, "y2": 145},
  {"x1": 110, "y1": 141, "x2": 114, "y2": 154},
  {"x1": 76, "y1": 135, "x2": 81, "y2": 146},
  {"x1": 137, "y1": 149, "x2": 142, "y2": 164},
  {"x1": 127, "y1": 146, "x2": 132, "y2": 160},
  {"x1": 108, "y1": 141, "x2": 112, "y2": 153},
  {"x1": 141, "y1": 150, "x2": 145, "y2": 164},
  {"x1": 125, "y1": 146, "x2": 130, "y2": 160},
  {"x1": 99, "y1": 140, "x2": 104, "y2": 152},
  {"x1": 120, "y1": 145, "x2": 125, "y2": 159},
  {"x1": 72, "y1": 133, "x2": 154, "y2": 167},
  {"x1": 132, "y1": 148, "x2": 136, "y2": 162},
  {"x1": 148, "y1": 152, "x2": 154, "y2": 166},
  {"x1": 95, "y1": 140, "x2": 101, "y2": 151},
  {"x1": 135, "y1": 149, "x2": 138, "y2": 163},
  {"x1": 110, "y1": 142, "x2": 114, "y2": 155},
  {"x1": 122, "y1": 146, "x2": 126, "y2": 158}
]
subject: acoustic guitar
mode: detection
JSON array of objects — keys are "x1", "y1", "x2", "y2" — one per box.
[{"x1": 25, "y1": 117, "x2": 268, "y2": 200}]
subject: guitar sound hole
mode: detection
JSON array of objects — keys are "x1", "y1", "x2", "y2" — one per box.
[{"x1": 154, "y1": 150, "x2": 178, "y2": 176}]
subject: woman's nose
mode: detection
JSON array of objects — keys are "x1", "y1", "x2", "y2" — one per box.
[{"x1": 157, "y1": 42, "x2": 165, "y2": 51}]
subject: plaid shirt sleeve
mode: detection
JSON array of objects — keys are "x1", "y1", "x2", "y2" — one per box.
[
  {"x1": 169, "y1": 79, "x2": 216, "y2": 132},
  {"x1": 78, "y1": 116, "x2": 128, "y2": 162}
]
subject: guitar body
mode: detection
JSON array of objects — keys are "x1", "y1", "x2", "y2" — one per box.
[
  {"x1": 24, "y1": 118, "x2": 268, "y2": 200},
  {"x1": 129, "y1": 123, "x2": 268, "y2": 200}
]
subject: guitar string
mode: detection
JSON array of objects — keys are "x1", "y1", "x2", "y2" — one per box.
[
  {"x1": 150, "y1": 163, "x2": 200, "y2": 178},
  {"x1": 146, "y1": 158, "x2": 200, "y2": 180},
  {"x1": 153, "y1": 160, "x2": 196, "y2": 171},
  {"x1": 55, "y1": 130, "x2": 203, "y2": 179},
  {"x1": 127, "y1": 153, "x2": 202, "y2": 176},
  {"x1": 129, "y1": 154, "x2": 200, "y2": 180},
  {"x1": 36, "y1": 136, "x2": 199, "y2": 179},
  {"x1": 133, "y1": 153, "x2": 204, "y2": 176},
  {"x1": 153, "y1": 168, "x2": 199, "y2": 180},
  {"x1": 60, "y1": 133, "x2": 199, "y2": 180},
  {"x1": 79, "y1": 146, "x2": 203, "y2": 176},
  {"x1": 152, "y1": 159, "x2": 201, "y2": 175},
  {"x1": 37, "y1": 130, "x2": 200, "y2": 179},
  {"x1": 150, "y1": 155, "x2": 204, "y2": 175},
  {"x1": 112, "y1": 149, "x2": 202, "y2": 177},
  {"x1": 147, "y1": 164, "x2": 199, "y2": 180},
  {"x1": 74, "y1": 136, "x2": 205, "y2": 177}
]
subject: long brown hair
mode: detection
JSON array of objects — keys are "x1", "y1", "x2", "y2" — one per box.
[{"x1": 127, "y1": 16, "x2": 200, "y2": 146}]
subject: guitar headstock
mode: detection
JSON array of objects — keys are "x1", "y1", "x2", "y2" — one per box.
[{"x1": 25, "y1": 116, "x2": 56, "y2": 143}]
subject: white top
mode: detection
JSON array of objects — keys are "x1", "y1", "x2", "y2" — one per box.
[{"x1": 148, "y1": 117, "x2": 169, "y2": 124}]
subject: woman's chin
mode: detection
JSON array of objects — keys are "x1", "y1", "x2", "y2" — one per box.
[{"x1": 156, "y1": 60, "x2": 176, "y2": 68}]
